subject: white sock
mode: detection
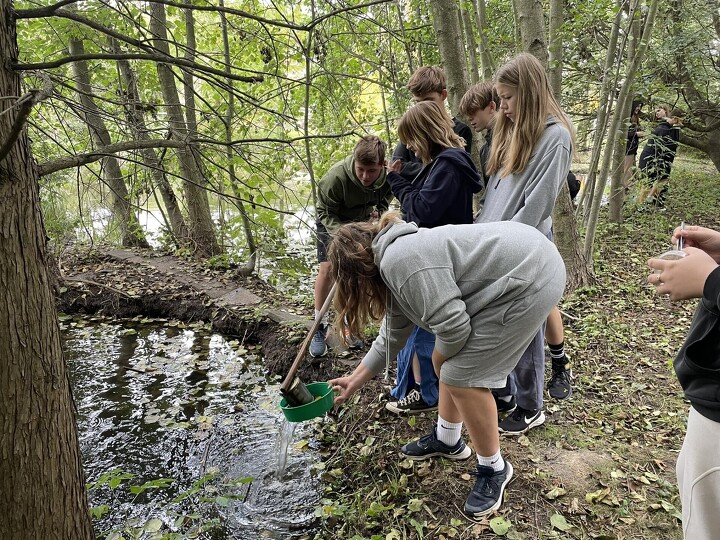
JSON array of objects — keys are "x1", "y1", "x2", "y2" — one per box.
[
  {"x1": 435, "y1": 417, "x2": 463, "y2": 446},
  {"x1": 478, "y1": 450, "x2": 504, "y2": 472},
  {"x1": 314, "y1": 309, "x2": 329, "y2": 327}
]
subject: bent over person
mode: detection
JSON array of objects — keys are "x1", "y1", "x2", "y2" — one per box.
[{"x1": 328, "y1": 212, "x2": 566, "y2": 517}]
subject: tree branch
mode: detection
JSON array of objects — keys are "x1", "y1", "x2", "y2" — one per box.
[
  {"x1": 13, "y1": 53, "x2": 264, "y2": 84},
  {"x1": 38, "y1": 139, "x2": 188, "y2": 176}
]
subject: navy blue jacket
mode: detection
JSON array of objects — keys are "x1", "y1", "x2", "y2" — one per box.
[
  {"x1": 674, "y1": 266, "x2": 720, "y2": 423},
  {"x1": 392, "y1": 118, "x2": 473, "y2": 181},
  {"x1": 387, "y1": 147, "x2": 483, "y2": 228}
]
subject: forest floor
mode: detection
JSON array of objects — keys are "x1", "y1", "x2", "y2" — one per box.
[{"x1": 56, "y1": 157, "x2": 720, "y2": 540}]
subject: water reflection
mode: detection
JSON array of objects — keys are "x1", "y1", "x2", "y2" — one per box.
[{"x1": 64, "y1": 319, "x2": 321, "y2": 539}]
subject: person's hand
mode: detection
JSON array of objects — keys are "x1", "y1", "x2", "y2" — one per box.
[
  {"x1": 328, "y1": 374, "x2": 359, "y2": 406},
  {"x1": 647, "y1": 247, "x2": 719, "y2": 300},
  {"x1": 673, "y1": 225, "x2": 720, "y2": 264},
  {"x1": 328, "y1": 363, "x2": 374, "y2": 406},
  {"x1": 387, "y1": 159, "x2": 403, "y2": 174},
  {"x1": 636, "y1": 130, "x2": 645, "y2": 138}
]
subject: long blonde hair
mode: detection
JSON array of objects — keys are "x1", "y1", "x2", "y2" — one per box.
[
  {"x1": 487, "y1": 53, "x2": 575, "y2": 177},
  {"x1": 397, "y1": 101, "x2": 466, "y2": 165},
  {"x1": 327, "y1": 211, "x2": 403, "y2": 339}
]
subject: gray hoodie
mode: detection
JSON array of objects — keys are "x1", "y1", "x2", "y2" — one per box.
[
  {"x1": 360, "y1": 221, "x2": 566, "y2": 376},
  {"x1": 475, "y1": 117, "x2": 572, "y2": 235}
]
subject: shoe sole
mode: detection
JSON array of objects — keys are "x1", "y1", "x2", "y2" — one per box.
[
  {"x1": 497, "y1": 404, "x2": 517, "y2": 415},
  {"x1": 400, "y1": 446, "x2": 472, "y2": 461},
  {"x1": 499, "y1": 411, "x2": 546, "y2": 436},
  {"x1": 385, "y1": 402, "x2": 439, "y2": 414},
  {"x1": 308, "y1": 346, "x2": 328, "y2": 358},
  {"x1": 464, "y1": 462, "x2": 515, "y2": 518},
  {"x1": 548, "y1": 386, "x2": 572, "y2": 400}
]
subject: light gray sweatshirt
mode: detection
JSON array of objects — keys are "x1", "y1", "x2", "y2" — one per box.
[
  {"x1": 475, "y1": 117, "x2": 572, "y2": 235},
  {"x1": 360, "y1": 221, "x2": 566, "y2": 376}
]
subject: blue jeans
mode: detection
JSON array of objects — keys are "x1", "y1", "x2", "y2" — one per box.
[{"x1": 389, "y1": 326, "x2": 438, "y2": 406}]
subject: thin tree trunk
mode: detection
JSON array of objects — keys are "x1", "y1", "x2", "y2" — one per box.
[
  {"x1": 68, "y1": 38, "x2": 150, "y2": 248},
  {"x1": 584, "y1": 0, "x2": 659, "y2": 259},
  {"x1": 472, "y1": 0, "x2": 494, "y2": 79},
  {"x1": 462, "y1": 8, "x2": 479, "y2": 84},
  {"x1": 149, "y1": 1, "x2": 220, "y2": 257},
  {"x1": 0, "y1": 0, "x2": 95, "y2": 535},
  {"x1": 429, "y1": 0, "x2": 469, "y2": 115},
  {"x1": 576, "y1": 3, "x2": 624, "y2": 219},
  {"x1": 219, "y1": 0, "x2": 256, "y2": 276},
  {"x1": 548, "y1": 0, "x2": 562, "y2": 99},
  {"x1": 114, "y1": 43, "x2": 190, "y2": 247}
]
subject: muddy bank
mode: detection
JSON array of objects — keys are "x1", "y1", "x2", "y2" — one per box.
[{"x1": 55, "y1": 247, "x2": 352, "y2": 384}]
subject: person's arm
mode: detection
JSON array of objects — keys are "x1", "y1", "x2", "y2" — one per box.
[
  {"x1": 511, "y1": 142, "x2": 571, "y2": 229},
  {"x1": 316, "y1": 175, "x2": 345, "y2": 233},
  {"x1": 398, "y1": 266, "x2": 473, "y2": 358},
  {"x1": 457, "y1": 122, "x2": 473, "y2": 153},
  {"x1": 388, "y1": 158, "x2": 465, "y2": 227},
  {"x1": 392, "y1": 141, "x2": 423, "y2": 180}
]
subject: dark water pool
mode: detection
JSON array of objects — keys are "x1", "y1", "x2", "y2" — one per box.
[{"x1": 63, "y1": 317, "x2": 323, "y2": 539}]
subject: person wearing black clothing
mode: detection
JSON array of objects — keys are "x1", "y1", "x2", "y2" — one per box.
[
  {"x1": 648, "y1": 224, "x2": 720, "y2": 540},
  {"x1": 638, "y1": 105, "x2": 683, "y2": 207},
  {"x1": 623, "y1": 100, "x2": 645, "y2": 191}
]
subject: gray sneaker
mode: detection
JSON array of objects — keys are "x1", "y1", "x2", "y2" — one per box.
[
  {"x1": 400, "y1": 424, "x2": 471, "y2": 461},
  {"x1": 309, "y1": 325, "x2": 328, "y2": 357},
  {"x1": 464, "y1": 461, "x2": 514, "y2": 518}
]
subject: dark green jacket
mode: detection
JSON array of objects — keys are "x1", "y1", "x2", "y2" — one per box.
[{"x1": 317, "y1": 155, "x2": 393, "y2": 233}]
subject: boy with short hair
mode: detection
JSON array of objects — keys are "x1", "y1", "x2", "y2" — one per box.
[
  {"x1": 392, "y1": 66, "x2": 473, "y2": 181},
  {"x1": 309, "y1": 135, "x2": 394, "y2": 357},
  {"x1": 459, "y1": 82, "x2": 500, "y2": 184}
]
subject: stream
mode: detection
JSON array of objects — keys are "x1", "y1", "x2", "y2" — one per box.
[{"x1": 63, "y1": 316, "x2": 324, "y2": 539}]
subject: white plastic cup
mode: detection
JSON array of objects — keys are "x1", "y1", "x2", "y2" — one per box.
[{"x1": 653, "y1": 249, "x2": 686, "y2": 274}]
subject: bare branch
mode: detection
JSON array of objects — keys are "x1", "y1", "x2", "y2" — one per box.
[
  {"x1": 13, "y1": 53, "x2": 264, "y2": 84},
  {"x1": 38, "y1": 139, "x2": 187, "y2": 176}
]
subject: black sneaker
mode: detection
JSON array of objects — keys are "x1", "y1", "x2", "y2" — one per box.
[
  {"x1": 464, "y1": 461, "x2": 514, "y2": 518},
  {"x1": 385, "y1": 388, "x2": 438, "y2": 414},
  {"x1": 548, "y1": 366, "x2": 573, "y2": 400},
  {"x1": 498, "y1": 407, "x2": 545, "y2": 435},
  {"x1": 494, "y1": 394, "x2": 517, "y2": 414},
  {"x1": 343, "y1": 327, "x2": 363, "y2": 350},
  {"x1": 308, "y1": 325, "x2": 328, "y2": 357},
  {"x1": 400, "y1": 424, "x2": 472, "y2": 461}
]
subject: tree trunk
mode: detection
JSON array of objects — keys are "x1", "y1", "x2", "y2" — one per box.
[
  {"x1": 584, "y1": 0, "x2": 659, "y2": 260},
  {"x1": 219, "y1": 0, "x2": 256, "y2": 276},
  {"x1": 462, "y1": 8, "x2": 479, "y2": 84},
  {"x1": 429, "y1": 0, "x2": 469, "y2": 115},
  {"x1": 548, "y1": 0, "x2": 562, "y2": 99},
  {"x1": 114, "y1": 46, "x2": 190, "y2": 247},
  {"x1": 512, "y1": 0, "x2": 548, "y2": 64},
  {"x1": 149, "y1": 1, "x2": 220, "y2": 257},
  {"x1": 0, "y1": 1, "x2": 95, "y2": 537},
  {"x1": 471, "y1": 0, "x2": 494, "y2": 79},
  {"x1": 68, "y1": 38, "x2": 150, "y2": 249}
]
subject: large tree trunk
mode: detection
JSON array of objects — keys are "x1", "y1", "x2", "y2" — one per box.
[
  {"x1": 512, "y1": 0, "x2": 548, "y2": 64},
  {"x1": 0, "y1": 1, "x2": 95, "y2": 537},
  {"x1": 429, "y1": 0, "x2": 469, "y2": 115},
  {"x1": 68, "y1": 38, "x2": 150, "y2": 249},
  {"x1": 149, "y1": 1, "x2": 220, "y2": 257}
]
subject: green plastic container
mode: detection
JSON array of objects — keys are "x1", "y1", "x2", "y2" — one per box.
[{"x1": 280, "y1": 381, "x2": 334, "y2": 422}]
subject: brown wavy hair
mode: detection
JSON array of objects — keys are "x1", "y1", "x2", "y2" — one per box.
[{"x1": 327, "y1": 211, "x2": 403, "y2": 339}]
